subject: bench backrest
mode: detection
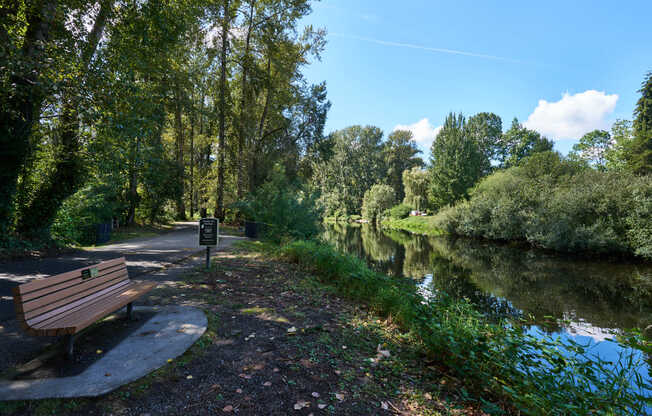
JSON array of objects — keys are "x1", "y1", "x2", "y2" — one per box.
[{"x1": 12, "y1": 257, "x2": 129, "y2": 327}]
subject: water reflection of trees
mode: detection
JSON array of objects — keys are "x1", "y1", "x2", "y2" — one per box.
[
  {"x1": 322, "y1": 223, "x2": 652, "y2": 334},
  {"x1": 429, "y1": 237, "x2": 652, "y2": 333}
]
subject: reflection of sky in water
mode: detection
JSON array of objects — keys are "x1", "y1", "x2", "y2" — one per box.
[{"x1": 417, "y1": 274, "x2": 651, "y2": 408}]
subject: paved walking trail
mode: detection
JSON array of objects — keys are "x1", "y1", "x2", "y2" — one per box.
[{"x1": 0, "y1": 222, "x2": 244, "y2": 321}]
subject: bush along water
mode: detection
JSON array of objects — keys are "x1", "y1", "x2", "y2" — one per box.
[
  {"x1": 435, "y1": 151, "x2": 652, "y2": 259},
  {"x1": 234, "y1": 164, "x2": 320, "y2": 242},
  {"x1": 267, "y1": 240, "x2": 650, "y2": 415}
]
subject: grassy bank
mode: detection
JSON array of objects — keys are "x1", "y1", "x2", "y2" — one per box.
[
  {"x1": 381, "y1": 215, "x2": 444, "y2": 236},
  {"x1": 242, "y1": 239, "x2": 650, "y2": 415}
]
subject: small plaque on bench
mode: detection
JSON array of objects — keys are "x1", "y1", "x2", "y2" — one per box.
[{"x1": 81, "y1": 267, "x2": 99, "y2": 280}]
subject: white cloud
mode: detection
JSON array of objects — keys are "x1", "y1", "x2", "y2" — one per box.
[
  {"x1": 524, "y1": 90, "x2": 618, "y2": 140},
  {"x1": 394, "y1": 118, "x2": 442, "y2": 150}
]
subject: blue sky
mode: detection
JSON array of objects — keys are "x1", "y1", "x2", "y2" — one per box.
[{"x1": 300, "y1": 0, "x2": 652, "y2": 156}]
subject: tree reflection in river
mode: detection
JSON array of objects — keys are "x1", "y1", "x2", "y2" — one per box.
[{"x1": 322, "y1": 223, "x2": 652, "y2": 337}]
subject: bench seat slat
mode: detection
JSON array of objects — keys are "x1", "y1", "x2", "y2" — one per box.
[
  {"x1": 12, "y1": 257, "x2": 126, "y2": 297},
  {"x1": 20, "y1": 268, "x2": 128, "y2": 319},
  {"x1": 18, "y1": 262, "x2": 125, "y2": 303},
  {"x1": 33, "y1": 281, "x2": 156, "y2": 336},
  {"x1": 27, "y1": 280, "x2": 131, "y2": 327}
]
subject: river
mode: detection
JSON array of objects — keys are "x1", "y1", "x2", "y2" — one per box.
[{"x1": 322, "y1": 222, "x2": 652, "y2": 391}]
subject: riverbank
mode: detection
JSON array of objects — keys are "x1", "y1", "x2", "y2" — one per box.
[
  {"x1": 380, "y1": 215, "x2": 444, "y2": 236},
  {"x1": 246, "y1": 239, "x2": 650, "y2": 415}
]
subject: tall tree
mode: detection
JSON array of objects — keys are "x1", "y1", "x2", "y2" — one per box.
[
  {"x1": 16, "y1": 1, "x2": 116, "y2": 236},
  {"x1": 428, "y1": 113, "x2": 483, "y2": 208},
  {"x1": 466, "y1": 112, "x2": 502, "y2": 176},
  {"x1": 402, "y1": 167, "x2": 429, "y2": 211},
  {"x1": 499, "y1": 118, "x2": 553, "y2": 168},
  {"x1": 215, "y1": 0, "x2": 236, "y2": 219},
  {"x1": 0, "y1": 1, "x2": 58, "y2": 235},
  {"x1": 569, "y1": 130, "x2": 611, "y2": 171},
  {"x1": 312, "y1": 126, "x2": 386, "y2": 216},
  {"x1": 383, "y1": 130, "x2": 422, "y2": 201},
  {"x1": 628, "y1": 71, "x2": 652, "y2": 175}
]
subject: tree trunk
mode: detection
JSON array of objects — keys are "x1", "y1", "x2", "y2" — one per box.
[
  {"x1": 127, "y1": 135, "x2": 140, "y2": 226},
  {"x1": 216, "y1": 0, "x2": 231, "y2": 220},
  {"x1": 1, "y1": 1, "x2": 57, "y2": 235},
  {"x1": 250, "y1": 54, "x2": 272, "y2": 192},
  {"x1": 174, "y1": 82, "x2": 187, "y2": 220},
  {"x1": 237, "y1": 0, "x2": 255, "y2": 199},
  {"x1": 189, "y1": 94, "x2": 196, "y2": 217}
]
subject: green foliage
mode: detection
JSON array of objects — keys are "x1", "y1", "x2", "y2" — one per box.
[
  {"x1": 628, "y1": 71, "x2": 652, "y2": 175},
  {"x1": 361, "y1": 184, "x2": 395, "y2": 222},
  {"x1": 402, "y1": 167, "x2": 429, "y2": 211},
  {"x1": 235, "y1": 165, "x2": 319, "y2": 241},
  {"x1": 272, "y1": 240, "x2": 649, "y2": 415},
  {"x1": 386, "y1": 203, "x2": 412, "y2": 220},
  {"x1": 499, "y1": 118, "x2": 554, "y2": 168},
  {"x1": 381, "y1": 215, "x2": 444, "y2": 236},
  {"x1": 312, "y1": 126, "x2": 387, "y2": 216},
  {"x1": 51, "y1": 183, "x2": 121, "y2": 245},
  {"x1": 569, "y1": 129, "x2": 611, "y2": 171},
  {"x1": 466, "y1": 112, "x2": 503, "y2": 175},
  {"x1": 428, "y1": 113, "x2": 483, "y2": 208},
  {"x1": 436, "y1": 151, "x2": 652, "y2": 258},
  {"x1": 383, "y1": 130, "x2": 423, "y2": 200}
]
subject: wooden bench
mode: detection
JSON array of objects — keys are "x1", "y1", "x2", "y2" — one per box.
[{"x1": 12, "y1": 257, "x2": 156, "y2": 358}]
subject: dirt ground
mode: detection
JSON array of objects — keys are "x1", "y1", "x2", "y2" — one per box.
[{"x1": 0, "y1": 245, "x2": 486, "y2": 415}]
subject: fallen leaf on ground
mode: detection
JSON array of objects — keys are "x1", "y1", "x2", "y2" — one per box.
[
  {"x1": 263, "y1": 381, "x2": 272, "y2": 386},
  {"x1": 335, "y1": 393, "x2": 345, "y2": 401},
  {"x1": 287, "y1": 326, "x2": 297, "y2": 334},
  {"x1": 294, "y1": 400, "x2": 310, "y2": 410},
  {"x1": 222, "y1": 405, "x2": 233, "y2": 412}
]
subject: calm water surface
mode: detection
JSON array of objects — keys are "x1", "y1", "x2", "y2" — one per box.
[{"x1": 322, "y1": 223, "x2": 652, "y2": 387}]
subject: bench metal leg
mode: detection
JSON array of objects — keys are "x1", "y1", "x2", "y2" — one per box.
[
  {"x1": 126, "y1": 302, "x2": 134, "y2": 320},
  {"x1": 65, "y1": 335, "x2": 75, "y2": 360}
]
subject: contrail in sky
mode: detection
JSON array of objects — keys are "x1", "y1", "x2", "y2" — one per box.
[{"x1": 330, "y1": 33, "x2": 520, "y2": 63}]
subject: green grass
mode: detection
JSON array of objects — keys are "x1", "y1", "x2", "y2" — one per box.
[
  {"x1": 238, "y1": 239, "x2": 650, "y2": 415},
  {"x1": 381, "y1": 215, "x2": 444, "y2": 236}
]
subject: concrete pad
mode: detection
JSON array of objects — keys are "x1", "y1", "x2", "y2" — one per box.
[{"x1": 0, "y1": 305, "x2": 207, "y2": 400}]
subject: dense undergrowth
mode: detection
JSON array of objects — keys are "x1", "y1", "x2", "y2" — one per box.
[
  {"x1": 240, "y1": 239, "x2": 651, "y2": 415},
  {"x1": 435, "y1": 152, "x2": 652, "y2": 259}
]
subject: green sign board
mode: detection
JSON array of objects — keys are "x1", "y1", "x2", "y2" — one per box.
[
  {"x1": 199, "y1": 218, "x2": 219, "y2": 246},
  {"x1": 81, "y1": 267, "x2": 98, "y2": 280}
]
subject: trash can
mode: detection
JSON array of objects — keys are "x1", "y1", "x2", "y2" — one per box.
[
  {"x1": 96, "y1": 222, "x2": 112, "y2": 244},
  {"x1": 244, "y1": 221, "x2": 258, "y2": 238}
]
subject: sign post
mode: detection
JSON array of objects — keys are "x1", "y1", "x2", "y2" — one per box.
[{"x1": 199, "y1": 218, "x2": 219, "y2": 269}]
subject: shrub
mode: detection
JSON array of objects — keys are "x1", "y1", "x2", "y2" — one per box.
[
  {"x1": 234, "y1": 165, "x2": 319, "y2": 241},
  {"x1": 436, "y1": 152, "x2": 652, "y2": 259},
  {"x1": 51, "y1": 183, "x2": 121, "y2": 245},
  {"x1": 361, "y1": 184, "x2": 395, "y2": 221},
  {"x1": 387, "y1": 203, "x2": 411, "y2": 219}
]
